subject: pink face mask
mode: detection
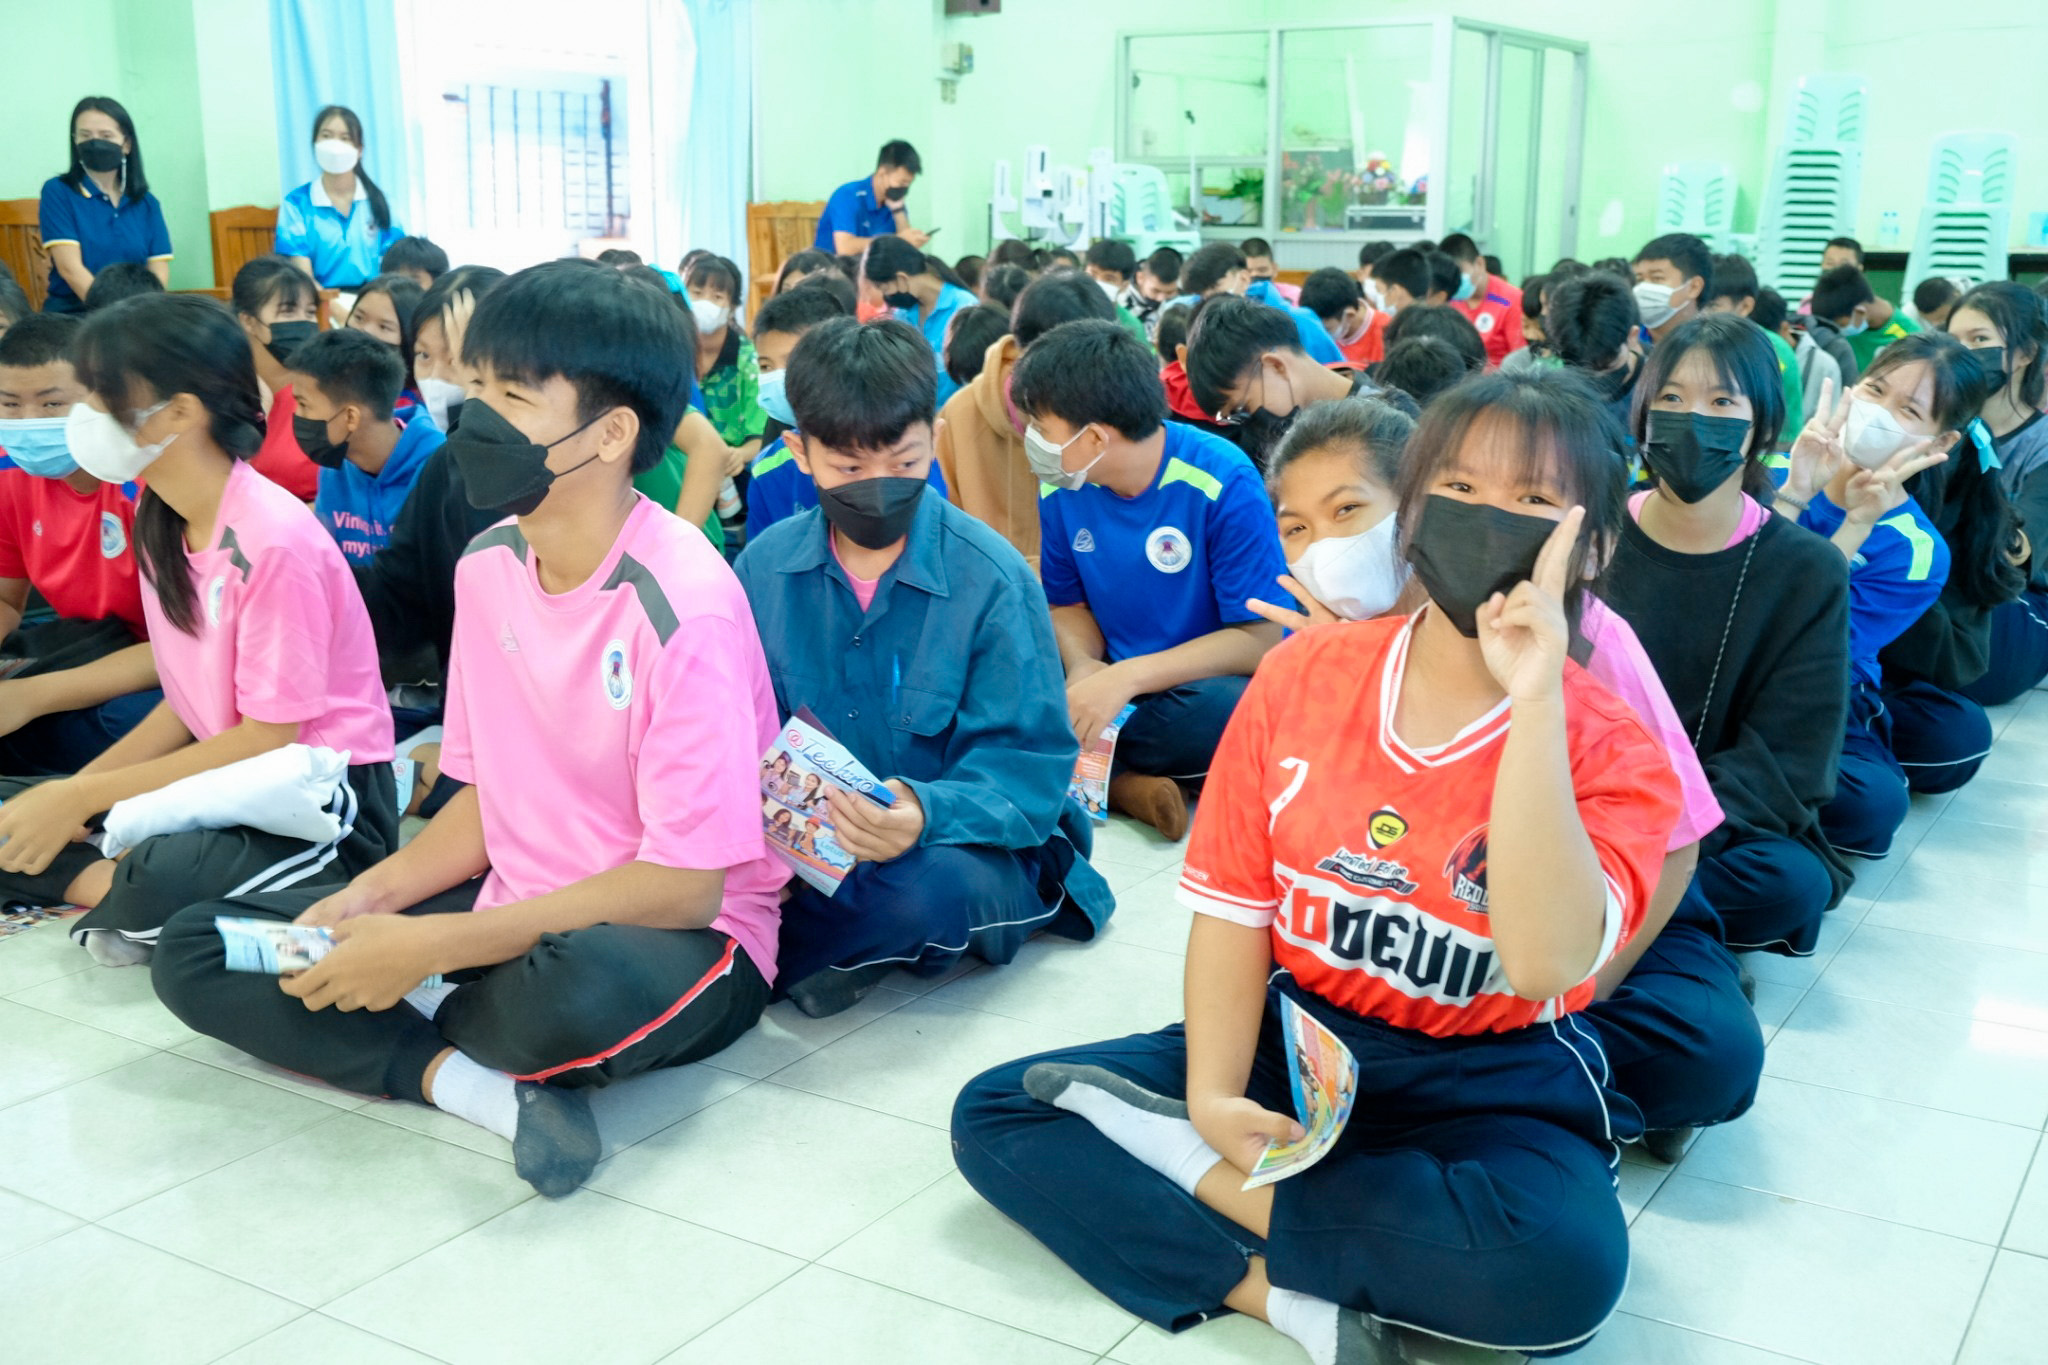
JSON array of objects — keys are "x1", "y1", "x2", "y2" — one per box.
[{"x1": 1002, "y1": 367, "x2": 1027, "y2": 436}]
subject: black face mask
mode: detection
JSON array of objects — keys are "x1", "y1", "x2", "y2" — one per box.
[
  {"x1": 265, "y1": 320, "x2": 317, "y2": 365},
  {"x1": 442, "y1": 398, "x2": 466, "y2": 434},
  {"x1": 1235, "y1": 408, "x2": 1297, "y2": 469},
  {"x1": 1405, "y1": 495, "x2": 1561, "y2": 638},
  {"x1": 77, "y1": 138, "x2": 125, "y2": 173},
  {"x1": 1974, "y1": 346, "x2": 2008, "y2": 384},
  {"x1": 292, "y1": 412, "x2": 350, "y2": 469},
  {"x1": 445, "y1": 399, "x2": 603, "y2": 518},
  {"x1": 818, "y1": 476, "x2": 925, "y2": 551},
  {"x1": 883, "y1": 185, "x2": 907, "y2": 204},
  {"x1": 1641, "y1": 410, "x2": 1750, "y2": 505},
  {"x1": 760, "y1": 416, "x2": 790, "y2": 449},
  {"x1": 883, "y1": 290, "x2": 920, "y2": 311}
]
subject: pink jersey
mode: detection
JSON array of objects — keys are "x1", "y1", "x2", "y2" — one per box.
[
  {"x1": 1580, "y1": 597, "x2": 1723, "y2": 850},
  {"x1": 441, "y1": 496, "x2": 790, "y2": 982},
  {"x1": 144, "y1": 460, "x2": 393, "y2": 762},
  {"x1": 1629, "y1": 489, "x2": 1770, "y2": 548}
]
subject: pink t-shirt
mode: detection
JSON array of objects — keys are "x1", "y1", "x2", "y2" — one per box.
[
  {"x1": 1580, "y1": 596, "x2": 1723, "y2": 850},
  {"x1": 829, "y1": 536, "x2": 881, "y2": 611},
  {"x1": 441, "y1": 496, "x2": 790, "y2": 982},
  {"x1": 144, "y1": 460, "x2": 393, "y2": 762},
  {"x1": 1629, "y1": 489, "x2": 1769, "y2": 548}
]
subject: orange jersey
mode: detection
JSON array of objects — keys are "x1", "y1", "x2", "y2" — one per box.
[{"x1": 1177, "y1": 613, "x2": 1680, "y2": 1036}]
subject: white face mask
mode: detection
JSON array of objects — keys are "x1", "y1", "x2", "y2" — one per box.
[
  {"x1": 690, "y1": 297, "x2": 731, "y2": 333},
  {"x1": 1097, "y1": 278, "x2": 1121, "y2": 302},
  {"x1": 1025, "y1": 424, "x2": 1108, "y2": 492},
  {"x1": 1842, "y1": 397, "x2": 1912, "y2": 469},
  {"x1": 418, "y1": 376, "x2": 467, "y2": 431},
  {"x1": 1288, "y1": 515, "x2": 1408, "y2": 621},
  {"x1": 1361, "y1": 277, "x2": 1386, "y2": 313},
  {"x1": 1632, "y1": 280, "x2": 1679, "y2": 328},
  {"x1": 313, "y1": 138, "x2": 360, "y2": 175},
  {"x1": 66, "y1": 400, "x2": 175, "y2": 483}
]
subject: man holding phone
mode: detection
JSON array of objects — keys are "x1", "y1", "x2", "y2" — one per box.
[{"x1": 816, "y1": 140, "x2": 930, "y2": 255}]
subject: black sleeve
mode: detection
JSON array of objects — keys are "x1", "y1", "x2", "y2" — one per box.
[
  {"x1": 2014, "y1": 466, "x2": 2048, "y2": 594},
  {"x1": 1878, "y1": 590, "x2": 1994, "y2": 690},
  {"x1": 351, "y1": 447, "x2": 486, "y2": 674}
]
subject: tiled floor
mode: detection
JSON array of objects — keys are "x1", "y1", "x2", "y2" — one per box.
[{"x1": 6, "y1": 694, "x2": 2048, "y2": 1365}]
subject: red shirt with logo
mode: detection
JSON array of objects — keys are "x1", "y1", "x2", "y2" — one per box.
[
  {"x1": 1452, "y1": 273, "x2": 1527, "y2": 369},
  {"x1": 1336, "y1": 310, "x2": 1388, "y2": 367},
  {"x1": 0, "y1": 468, "x2": 147, "y2": 637},
  {"x1": 251, "y1": 383, "x2": 321, "y2": 502},
  {"x1": 1177, "y1": 612, "x2": 1679, "y2": 1036}
]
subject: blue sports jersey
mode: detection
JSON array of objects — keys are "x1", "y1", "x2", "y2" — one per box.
[
  {"x1": 1037, "y1": 423, "x2": 1286, "y2": 662},
  {"x1": 1800, "y1": 491, "x2": 1949, "y2": 689},
  {"x1": 745, "y1": 436, "x2": 950, "y2": 543}
]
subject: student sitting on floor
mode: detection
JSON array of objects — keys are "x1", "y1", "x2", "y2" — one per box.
[
  {"x1": 1812, "y1": 265, "x2": 1920, "y2": 375},
  {"x1": 1180, "y1": 243, "x2": 1343, "y2": 367},
  {"x1": 152, "y1": 259, "x2": 787, "y2": 1200},
  {"x1": 232, "y1": 255, "x2": 325, "y2": 501},
  {"x1": 1183, "y1": 295, "x2": 1389, "y2": 466},
  {"x1": 735, "y1": 317, "x2": 1111, "y2": 1019},
  {"x1": 0, "y1": 294, "x2": 398, "y2": 962},
  {"x1": 1017, "y1": 319, "x2": 1286, "y2": 842},
  {"x1": 293, "y1": 327, "x2": 445, "y2": 565},
  {"x1": 1704, "y1": 252, "x2": 1803, "y2": 458},
  {"x1": 1439, "y1": 231, "x2": 1524, "y2": 367},
  {"x1": 953, "y1": 368, "x2": 1681, "y2": 1365},
  {"x1": 1606, "y1": 314, "x2": 1852, "y2": 957},
  {"x1": 1120, "y1": 247, "x2": 1183, "y2": 341},
  {"x1": 1297, "y1": 267, "x2": 1386, "y2": 368},
  {"x1": 0, "y1": 312, "x2": 162, "y2": 775}
]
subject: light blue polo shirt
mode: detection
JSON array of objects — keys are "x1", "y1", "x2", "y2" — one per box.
[
  {"x1": 275, "y1": 178, "x2": 404, "y2": 288},
  {"x1": 896, "y1": 281, "x2": 980, "y2": 407}
]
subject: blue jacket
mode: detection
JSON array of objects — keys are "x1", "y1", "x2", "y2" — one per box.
[
  {"x1": 1800, "y1": 490, "x2": 1949, "y2": 691},
  {"x1": 315, "y1": 412, "x2": 444, "y2": 565},
  {"x1": 734, "y1": 490, "x2": 1113, "y2": 930},
  {"x1": 1247, "y1": 279, "x2": 1344, "y2": 364}
]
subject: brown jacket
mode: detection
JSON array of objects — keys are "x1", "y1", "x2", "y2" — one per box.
[{"x1": 936, "y1": 334, "x2": 1042, "y2": 570}]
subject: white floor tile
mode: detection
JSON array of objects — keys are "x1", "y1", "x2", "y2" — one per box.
[
  {"x1": 0, "y1": 996, "x2": 152, "y2": 1110},
  {"x1": 1941, "y1": 775, "x2": 2048, "y2": 832},
  {"x1": 1747, "y1": 982, "x2": 1803, "y2": 1041},
  {"x1": 1814, "y1": 924, "x2": 2048, "y2": 1033},
  {"x1": 9, "y1": 960, "x2": 197, "y2": 1049},
  {"x1": 2005, "y1": 1137, "x2": 2048, "y2": 1258},
  {"x1": 1098, "y1": 857, "x2": 1163, "y2": 896},
  {"x1": 1626, "y1": 1175, "x2": 1992, "y2": 1365},
  {"x1": 1099, "y1": 867, "x2": 1196, "y2": 955},
  {"x1": 1864, "y1": 860, "x2": 2048, "y2": 956},
  {"x1": 1089, "y1": 815, "x2": 1191, "y2": 874},
  {"x1": 1108, "y1": 1314, "x2": 1304, "y2": 1364},
  {"x1": 588, "y1": 1080, "x2": 954, "y2": 1259},
  {"x1": 1972, "y1": 735, "x2": 2048, "y2": 786},
  {"x1": 1763, "y1": 990, "x2": 2048, "y2": 1129},
  {"x1": 698, "y1": 986, "x2": 915, "y2": 1079},
  {"x1": 171, "y1": 1033, "x2": 375, "y2": 1110},
  {"x1": 661, "y1": 1264, "x2": 1094, "y2": 1365},
  {"x1": 1902, "y1": 817, "x2": 2048, "y2": 888},
  {"x1": 1681, "y1": 1076, "x2": 2038, "y2": 1243},
  {"x1": 584, "y1": 1061, "x2": 757, "y2": 1158},
  {"x1": 213, "y1": 1313, "x2": 444, "y2": 1365},
  {"x1": 0, "y1": 1187, "x2": 80, "y2": 1259},
  {"x1": 930, "y1": 935, "x2": 1186, "y2": 1040},
  {"x1": 3, "y1": 1224, "x2": 299, "y2": 1365},
  {"x1": 1955, "y1": 1250, "x2": 2048, "y2": 1365},
  {"x1": 1567, "y1": 1313, "x2": 1813, "y2": 1364},
  {"x1": 327, "y1": 1192, "x2": 799, "y2": 1365},
  {"x1": 771, "y1": 995, "x2": 1091, "y2": 1129},
  {"x1": 0, "y1": 1051, "x2": 337, "y2": 1219},
  {"x1": 105, "y1": 1112, "x2": 534, "y2": 1306},
  {"x1": 1617, "y1": 1159, "x2": 1672, "y2": 1225},
  {"x1": 1737, "y1": 906, "x2": 1857, "y2": 990},
  {"x1": 356, "y1": 1092, "x2": 515, "y2": 1162},
  {"x1": 0, "y1": 920, "x2": 93, "y2": 995},
  {"x1": 883, "y1": 957, "x2": 986, "y2": 998},
  {"x1": 820, "y1": 1171, "x2": 1140, "y2": 1354}
]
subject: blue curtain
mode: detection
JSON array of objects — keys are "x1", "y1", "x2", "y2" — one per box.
[
  {"x1": 679, "y1": 0, "x2": 753, "y2": 274},
  {"x1": 269, "y1": 0, "x2": 416, "y2": 231}
]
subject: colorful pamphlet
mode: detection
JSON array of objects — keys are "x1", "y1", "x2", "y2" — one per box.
[
  {"x1": 214, "y1": 915, "x2": 443, "y2": 987},
  {"x1": 1241, "y1": 994, "x2": 1358, "y2": 1190},
  {"x1": 760, "y1": 709, "x2": 894, "y2": 896},
  {"x1": 1067, "y1": 703, "x2": 1137, "y2": 823}
]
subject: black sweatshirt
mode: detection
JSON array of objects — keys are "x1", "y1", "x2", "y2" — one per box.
[
  {"x1": 1604, "y1": 511, "x2": 1855, "y2": 906},
  {"x1": 1878, "y1": 458, "x2": 2004, "y2": 691},
  {"x1": 352, "y1": 446, "x2": 498, "y2": 679}
]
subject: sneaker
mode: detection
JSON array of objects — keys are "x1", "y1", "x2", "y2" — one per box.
[
  {"x1": 1109, "y1": 773, "x2": 1189, "y2": 841},
  {"x1": 511, "y1": 1082, "x2": 602, "y2": 1197},
  {"x1": 1641, "y1": 1125, "x2": 1696, "y2": 1164}
]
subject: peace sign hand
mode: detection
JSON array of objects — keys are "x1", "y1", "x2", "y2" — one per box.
[
  {"x1": 1841, "y1": 438, "x2": 1947, "y2": 527},
  {"x1": 1785, "y1": 376, "x2": 1850, "y2": 503},
  {"x1": 1477, "y1": 506, "x2": 1583, "y2": 703}
]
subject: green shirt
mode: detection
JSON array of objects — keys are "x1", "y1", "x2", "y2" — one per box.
[
  {"x1": 1764, "y1": 326, "x2": 1803, "y2": 452},
  {"x1": 700, "y1": 333, "x2": 767, "y2": 448},
  {"x1": 1847, "y1": 309, "x2": 1919, "y2": 372},
  {"x1": 633, "y1": 443, "x2": 724, "y2": 552},
  {"x1": 1116, "y1": 305, "x2": 1148, "y2": 344}
]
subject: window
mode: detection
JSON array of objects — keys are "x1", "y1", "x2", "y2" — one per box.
[{"x1": 441, "y1": 78, "x2": 631, "y2": 239}]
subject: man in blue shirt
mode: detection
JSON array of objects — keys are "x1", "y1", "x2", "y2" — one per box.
[
  {"x1": 1178, "y1": 241, "x2": 1343, "y2": 366},
  {"x1": 289, "y1": 327, "x2": 444, "y2": 565},
  {"x1": 746, "y1": 283, "x2": 945, "y2": 542},
  {"x1": 736, "y1": 317, "x2": 1111, "y2": 1019},
  {"x1": 1015, "y1": 319, "x2": 1287, "y2": 842},
  {"x1": 815, "y1": 139, "x2": 930, "y2": 256}
]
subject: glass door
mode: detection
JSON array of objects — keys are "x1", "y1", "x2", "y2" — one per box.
[{"x1": 1452, "y1": 24, "x2": 1586, "y2": 279}]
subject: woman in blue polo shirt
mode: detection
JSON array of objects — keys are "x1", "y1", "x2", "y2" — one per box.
[
  {"x1": 38, "y1": 97, "x2": 172, "y2": 314},
  {"x1": 276, "y1": 105, "x2": 404, "y2": 290},
  {"x1": 863, "y1": 235, "x2": 978, "y2": 406}
]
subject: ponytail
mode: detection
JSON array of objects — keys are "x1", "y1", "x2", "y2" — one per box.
[{"x1": 356, "y1": 165, "x2": 393, "y2": 233}]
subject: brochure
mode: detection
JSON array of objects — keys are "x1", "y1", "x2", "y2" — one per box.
[
  {"x1": 214, "y1": 915, "x2": 443, "y2": 986},
  {"x1": 1067, "y1": 703, "x2": 1137, "y2": 823},
  {"x1": 760, "y1": 708, "x2": 894, "y2": 896},
  {"x1": 0, "y1": 903, "x2": 80, "y2": 942},
  {"x1": 1241, "y1": 994, "x2": 1359, "y2": 1190}
]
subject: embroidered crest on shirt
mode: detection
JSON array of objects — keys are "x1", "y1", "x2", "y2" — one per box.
[
  {"x1": 1073, "y1": 528, "x2": 1096, "y2": 553},
  {"x1": 205, "y1": 575, "x2": 226, "y2": 627},
  {"x1": 499, "y1": 623, "x2": 520, "y2": 653},
  {"x1": 1443, "y1": 824, "x2": 1490, "y2": 912},
  {"x1": 601, "y1": 638, "x2": 632, "y2": 710},
  {"x1": 99, "y1": 510, "x2": 126, "y2": 559},
  {"x1": 1144, "y1": 526, "x2": 1191, "y2": 574},
  {"x1": 31, "y1": 519, "x2": 42, "y2": 538},
  {"x1": 1474, "y1": 312, "x2": 1496, "y2": 333},
  {"x1": 1314, "y1": 847, "x2": 1419, "y2": 895}
]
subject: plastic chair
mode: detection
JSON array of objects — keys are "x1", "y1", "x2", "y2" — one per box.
[
  {"x1": 1657, "y1": 162, "x2": 1735, "y2": 251},
  {"x1": 1754, "y1": 74, "x2": 1869, "y2": 294},
  {"x1": 1904, "y1": 132, "x2": 2016, "y2": 296},
  {"x1": 1103, "y1": 165, "x2": 1201, "y2": 259}
]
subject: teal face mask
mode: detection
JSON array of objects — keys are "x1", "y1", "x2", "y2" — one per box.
[
  {"x1": 0, "y1": 416, "x2": 79, "y2": 478},
  {"x1": 1453, "y1": 274, "x2": 1477, "y2": 303}
]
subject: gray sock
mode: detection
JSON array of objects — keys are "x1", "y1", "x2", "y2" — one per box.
[{"x1": 512, "y1": 1082, "x2": 601, "y2": 1198}]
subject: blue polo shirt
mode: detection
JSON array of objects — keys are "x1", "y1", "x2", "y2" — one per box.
[
  {"x1": 895, "y1": 282, "x2": 980, "y2": 408},
  {"x1": 37, "y1": 176, "x2": 172, "y2": 310},
  {"x1": 734, "y1": 488, "x2": 1111, "y2": 929},
  {"x1": 275, "y1": 178, "x2": 405, "y2": 288},
  {"x1": 1800, "y1": 490, "x2": 1949, "y2": 689},
  {"x1": 745, "y1": 435, "x2": 948, "y2": 543},
  {"x1": 814, "y1": 176, "x2": 901, "y2": 251},
  {"x1": 1038, "y1": 423, "x2": 1286, "y2": 662},
  {"x1": 314, "y1": 411, "x2": 445, "y2": 565}
]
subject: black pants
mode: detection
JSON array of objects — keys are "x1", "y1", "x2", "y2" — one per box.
[
  {"x1": 152, "y1": 880, "x2": 770, "y2": 1102},
  {"x1": 0, "y1": 764, "x2": 399, "y2": 946}
]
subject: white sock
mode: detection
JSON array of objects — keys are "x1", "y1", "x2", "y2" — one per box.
[
  {"x1": 84, "y1": 930, "x2": 153, "y2": 967},
  {"x1": 429, "y1": 1050, "x2": 517, "y2": 1141},
  {"x1": 1266, "y1": 1286, "x2": 1341, "y2": 1365},
  {"x1": 403, "y1": 980, "x2": 457, "y2": 1020},
  {"x1": 1053, "y1": 1081, "x2": 1223, "y2": 1194}
]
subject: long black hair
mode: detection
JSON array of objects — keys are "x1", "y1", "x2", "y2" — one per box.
[
  {"x1": 74, "y1": 296, "x2": 264, "y2": 634},
  {"x1": 312, "y1": 105, "x2": 392, "y2": 232},
  {"x1": 1863, "y1": 332, "x2": 2023, "y2": 610},
  {"x1": 60, "y1": 96, "x2": 149, "y2": 204},
  {"x1": 1948, "y1": 281, "x2": 2048, "y2": 412},
  {"x1": 1631, "y1": 312, "x2": 1787, "y2": 501},
  {"x1": 350, "y1": 272, "x2": 425, "y2": 391}
]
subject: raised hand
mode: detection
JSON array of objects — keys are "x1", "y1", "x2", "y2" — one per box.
[
  {"x1": 1476, "y1": 506, "x2": 1583, "y2": 703},
  {"x1": 1841, "y1": 438, "x2": 1947, "y2": 527},
  {"x1": 1246, "y1": 573, "x2": 1343, "y2": 632},
  {"x1": 1784, "y1": 376, "x2": 1849, "y2": 502}
]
